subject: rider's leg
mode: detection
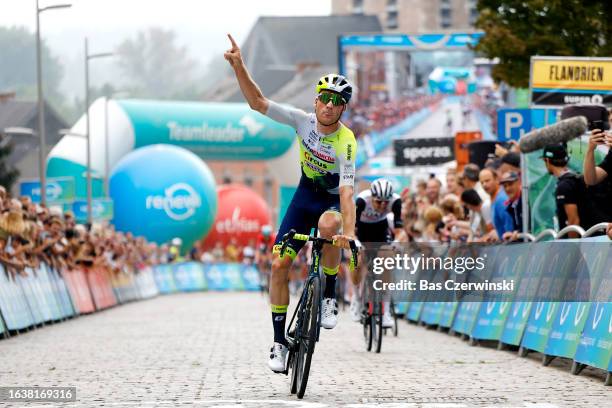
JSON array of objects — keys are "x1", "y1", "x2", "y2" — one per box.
[
  {"x1": 269, "y1": 251, "x2": 294, "y2": 346},
  {"x1": 318, "y1": 210, "x2": 343, "y2": 299}
]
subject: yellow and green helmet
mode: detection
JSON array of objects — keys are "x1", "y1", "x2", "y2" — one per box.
[{"x1": 316, "y1": 74, "x2": 353, "y2": 104}]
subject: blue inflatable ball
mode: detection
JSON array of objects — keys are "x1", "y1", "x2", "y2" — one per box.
[{"x1": 110, "y1": 144, "x2": 217, "y2": 251}]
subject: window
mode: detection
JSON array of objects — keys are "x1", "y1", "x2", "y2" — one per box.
[
  {"x1": 386, "y1": 10, "x2": 398, "y2": 29},
  {"x1": 440, "y1": 4, "x2": 452, "y2": 28},
  {"x1": 352, "y1": 0, "x2": 364, "y2": 14}
]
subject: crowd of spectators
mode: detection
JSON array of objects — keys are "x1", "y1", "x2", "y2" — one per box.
[
  {"x1": 398, "y1": 145, "x2": 572, "y2": 244},
  {"x1": 344, "y1": 94, "x2": 443, "y2": 138},
  {"x1": 0, "y1": 186, "x2": 166, "y2": 280}
]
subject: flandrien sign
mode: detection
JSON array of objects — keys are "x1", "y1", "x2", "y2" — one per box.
[{"x1": 530, "y1": 56, "x2": 612, "y2": 107}]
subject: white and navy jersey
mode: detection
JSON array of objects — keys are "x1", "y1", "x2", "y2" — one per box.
[{"x1": 355, "y1": 190, "x2": 403, "y2": 227}]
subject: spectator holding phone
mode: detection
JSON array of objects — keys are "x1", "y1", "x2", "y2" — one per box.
[{"x1": 583, "y1": 108, "x2": 612, "y2": 220}]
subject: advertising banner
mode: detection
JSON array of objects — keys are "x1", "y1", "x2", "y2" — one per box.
[
  {"x1": 240, "y1": 265, "x2": 262, "y2": 291},
  {"x1": 19, "y1": 177, "x2": 75, "y2": 204},
  {"x1": 471, "y1": 243, "x2": 529, "y2": 341},
  {"x1": 72, "y1": 198, "x2": 114, "y2": 222},
  {"x1": 173, "y1": 262, "x2": 207, "y2": 292},
  {"x1": 530, "y1": 56, "x2": 612, "y2": 107},
  {"x1": 394, "y1": 137, "x2": 455, "y2": 166},
  {"x1": 153, "y1": 264, "x2": 178, "y2": 294},
  {"x1": 520, "y1": 243, "x2": 581, "y2": 353},
  {"x1": 117, "y1": 100, "x2": 296, "y2": 160},
  {"x1": 204, "y1": 263, "x2": 245, "y2": 291}
]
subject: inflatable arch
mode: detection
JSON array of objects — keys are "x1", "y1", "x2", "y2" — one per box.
[{"x1": 47, "y1": 97, "x2": 301, "y2": 200}]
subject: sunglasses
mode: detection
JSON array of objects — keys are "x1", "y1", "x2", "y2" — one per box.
[{"x1": 318, "y1": 92, "x2": 345, "y2": 106}]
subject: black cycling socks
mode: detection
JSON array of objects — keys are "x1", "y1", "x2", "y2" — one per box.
[
  {"x1": 323, "y1": 266, "x2": 339, "y2": 299},
  {"x1": 271, "y1": 304, "x2": 288, "y2": 346}
]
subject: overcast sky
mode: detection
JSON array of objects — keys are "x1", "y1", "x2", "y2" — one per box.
[{"x1": 1, "y1": 0, "x2": 331, "y2": 95}]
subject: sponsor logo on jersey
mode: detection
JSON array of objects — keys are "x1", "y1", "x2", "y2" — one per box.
[
  {"x1": 304, "y1": 151, "x2": 329, "y2": 170},
  {"x1": 347, "y1": 143, "x2": 353, "y2": 161}
]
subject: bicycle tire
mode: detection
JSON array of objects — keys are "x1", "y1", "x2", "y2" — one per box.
[
  {"x1": 296, "y1": 277, "x2": 320, "y2": 399},
  {"x1": 289, "y1": 348, "x2": 298, "y2": 394},
  {"x1": 363, "y1": 312, "x2": 373, "y2": 351},
  {"x1": 373, "y1": 304, "x2": 383, "y2": 353}
]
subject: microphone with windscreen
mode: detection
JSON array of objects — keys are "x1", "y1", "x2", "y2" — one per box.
[{"x1": 519, "y1": 116, "x2": 588, "y2": 153}]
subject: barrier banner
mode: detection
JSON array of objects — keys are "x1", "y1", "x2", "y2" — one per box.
[
  {"x1": 421, "y1": 302, "x2": 445, "y2": 326},
  {"x1": 573, "y1": 243, "x2": 612, "y2": 371},
  {"x1": 134, "y1": 267, "x2": 159, "y2": 299},
  {"x1": 0, "y1": 265, "x2": 34, "y2": 330},
  {"x1": 36, "y1": 265, "x2": 63, "y2": 321},
  {"x1": 47, "y1": 266, "x2": 75, "y2": 318},
  {"x1": 174, "y1": 262, "x2": 207, "y2": 291},
  {"x1": 62, "y1": 269, "x2": 95, "y2": 314},
  {"x1": 544, "y1": 239, "x2": 610, "y2": 359},
  {"x1": 88, "y1": 268, "x2": 118, "y2": 310},
  {"x1": 451, "y1": 245, "x2": 499, "y2": 335},
  {"x1": 240, "y1": 265, "x2": 262, "y2": 291},
  {"x1": 574, "y1": 302, "x2": 612, "y2": 370},
  {"x1": 500, "y1": 243, "x2": 549, "y2": 345},
  {"x1": 153, "y1": 264, "x2": 178, "y2": 294},
  {"x1": 521, "y1": 243, "x2": 582, "y2": 353},
  {"x1": 111, "y1": 268, "x2": 140, "y2": 303},
  {"x1": 16, "y1": 271, "x2": 44, "y2": 324},
  {"x1": 204, "y1": 263, "x2": 244, "y2": 291},
  {"x1": 471, "y1": 243, "x2": 530, "y2": 341},
  {"x1": 439, "y1": 301, "x2": 459, "y2": 328}
]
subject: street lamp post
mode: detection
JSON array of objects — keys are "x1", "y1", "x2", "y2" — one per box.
[
  {"x1": 84, "y1": 38, "x2": 114, "y2": 225},
  {"x1": 36, "y1": 0, "x2": 71, "y2": 205}
]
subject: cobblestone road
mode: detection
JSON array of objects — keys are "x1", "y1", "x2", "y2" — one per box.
[{"x1": 0, "y1": 292, "x2": 609, "y2": 407}]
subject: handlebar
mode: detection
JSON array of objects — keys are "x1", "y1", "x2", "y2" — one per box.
[{"x1": 279, "y1": 229, "x2": 359, "y2": 272}]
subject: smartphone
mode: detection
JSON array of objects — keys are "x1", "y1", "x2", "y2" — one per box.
[{"x1": 589, "y1": 120, "x2": 604, "y2": 131}]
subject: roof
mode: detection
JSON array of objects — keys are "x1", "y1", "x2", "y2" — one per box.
[
  {"x1": 0, "y1": 99, "x2": 68, "y2": 166},
  {"x1": 203, "y1": 15, "x2": 382, "y2": 103}
]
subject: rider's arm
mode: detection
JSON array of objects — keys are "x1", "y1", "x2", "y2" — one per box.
[
  {"x1": 339, "y1": 132, "x2": 357, "y2": 238},
  {"x1": 229, "y1": 57, "x2": 269, "y2": 114},
  {"x1": 340, "y1": 186, "x2": 355, "y2": 238},
  {"x1": 391, "y1": 197, "x2": 404, "y2": 238}
]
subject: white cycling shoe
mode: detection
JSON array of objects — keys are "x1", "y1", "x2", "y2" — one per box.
[
  {"x1": 268, "y1": 342, "x2": 288, "y2": 373},
  {"x1": 321, "y1": 298, "x2": 339, "y2": 329},
  {"x1": 382, "y1": 310, "x2": 395, "y2": 329}
]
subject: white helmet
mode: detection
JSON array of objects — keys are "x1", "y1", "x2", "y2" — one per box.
[{"x1": 370, "y1": 178, "x2": 393, "y2": 200}]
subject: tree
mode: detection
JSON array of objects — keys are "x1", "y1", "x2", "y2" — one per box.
[
  {"x1": 0, "y1": 26, "x2": 64, "y2": 100},
  {"x1": 474, "y1": 0, "x2": 612, "y2": 88},
  {"x1": 0, "y1": 141, "x2": 19, "y2": 191},
  {"x1": 116, "y1": 27, "x2": 200, "y2": 99}
]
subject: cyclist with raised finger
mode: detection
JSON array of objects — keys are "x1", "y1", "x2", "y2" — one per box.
[{"x1": 224, "y1": 34, "x2": 357, "y2": 373}]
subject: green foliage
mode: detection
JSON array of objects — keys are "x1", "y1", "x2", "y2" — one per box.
[
  {"x1": 475, "y1": 0, "x2": 612, "y2": 87},
  {"x1": 0, "y1": 26, "x2": 64, "y2": 100}
]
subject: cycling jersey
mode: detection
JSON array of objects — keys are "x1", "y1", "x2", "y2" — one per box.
[
  {"x1": 266, "y1": 101, "x2": 356, "y2": 194},
  {"x1": 355, "y1": 190, "x2": 402, "y2": 243},
  {"x1": 265, "y1": 101, "x2": 357, "y2": 258}
]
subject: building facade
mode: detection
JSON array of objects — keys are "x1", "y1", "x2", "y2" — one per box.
[{"x1": 332, "y1": 0, "x2": 478, "y2": 32}]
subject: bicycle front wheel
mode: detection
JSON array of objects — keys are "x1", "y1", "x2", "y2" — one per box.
[
  {"x1": 373, "y1": 304, "x2": 383, "y2": 353},
  {"x1": 296, "y1": 277, "x2": 320, "y2": 399}
]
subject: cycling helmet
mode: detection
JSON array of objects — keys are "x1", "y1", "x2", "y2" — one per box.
[
  {"x1": 370, "y1": 178, "x2": 394, "y2": 200},
  {"x1": 261, "y1": 225, "x2": 272, "y2": 236},
  {"x1": 316, "y1": 74, "x2": 353, "y2": 104}
]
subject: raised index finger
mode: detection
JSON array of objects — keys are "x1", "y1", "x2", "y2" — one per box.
[{"x1": 227, "y1": 33, "x2": 238, "y2": 49}]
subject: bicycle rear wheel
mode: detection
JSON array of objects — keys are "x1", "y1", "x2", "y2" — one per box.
[
  {"x1": 363, "y1": 307, "x2": 372, "y2": 352},
  {"x1": 295, "y1": 277, "x2": 320, "y2": 399}
]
